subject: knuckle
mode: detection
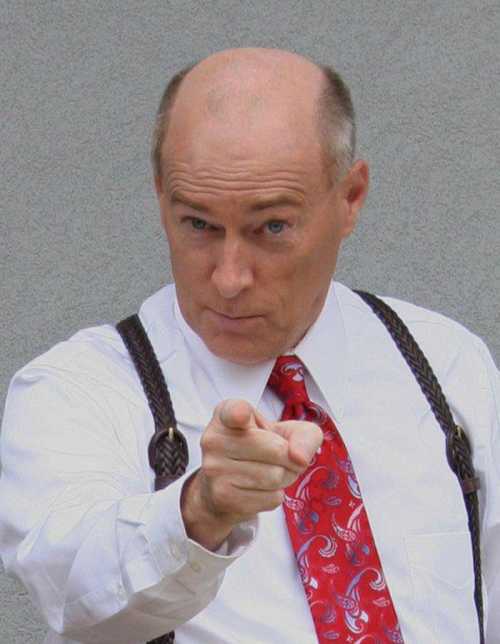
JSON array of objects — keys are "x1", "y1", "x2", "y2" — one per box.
[
  {"x1": 211, "y1": 481, "x2": 235, "y2": 513},
  {"x1": 204, "y1": 475, "x2": 221, "y2": 502},
  {"x1": 212, "y1": 401, "x2": 228, "y2": 426},
  {"x1": 270, "y1": 437, "x2": 288, "y2": 464},
  {"x1": 202, "y1": 454, "x2": 222, "y2": 478},
  {"x1": 200, "y1": 430, "x2": 218, "y2": 454},
  {"x1": 267, "y1": 464, "x2": 285, "y2": 489},
  {"x1": 283, "y1": 469, "x2": 299, "y2": 487}
]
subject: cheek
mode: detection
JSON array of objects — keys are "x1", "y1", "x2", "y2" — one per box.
[
  {"x1": 167, "y1": 230, "x2": 211, "y2": 279},
  {"x1": 260, "y1": 258, "x2": 306, "y2": 319},
  {"x1": 172, "y1": 253, "x2": 211, "y2": 297},
  {"x1": 282, "y1": 236, "x2": 338, "y2": 305},
  {"x1": 306, "y1": 226, "x2": 341, "y2": 274}
]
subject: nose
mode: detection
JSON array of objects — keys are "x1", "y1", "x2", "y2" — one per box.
[{"x1": 211, "y1": 238, "x2": 253, "y2": 299}]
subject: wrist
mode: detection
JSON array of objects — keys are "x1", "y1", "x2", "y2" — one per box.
[{"x1": 181, "y1": 470, "x2": 235, "y2": 551}]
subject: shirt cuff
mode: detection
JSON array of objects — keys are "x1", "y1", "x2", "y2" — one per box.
[{"x1": 143, "y1": 468, "x2": 258, "y2": 593}]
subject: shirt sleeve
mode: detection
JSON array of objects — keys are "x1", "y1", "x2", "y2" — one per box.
[{"x1": 0, "y1": 362, "x2": 257, "y2": 644}]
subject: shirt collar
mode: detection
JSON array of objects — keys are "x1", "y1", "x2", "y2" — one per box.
[
  {"x1": 173, "y1": 293, "x2": 274, "y2": 411},
  {"x1": 294, "y1": 281, "x2": 348, "y2": 421},
  {"x1": 172, "y1": 281, "x2": 349, "y2": 420}
]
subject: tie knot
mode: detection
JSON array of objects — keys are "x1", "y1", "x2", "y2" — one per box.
[{"x1": 268, "y1": 355, "x2": 309, "y2": 405}]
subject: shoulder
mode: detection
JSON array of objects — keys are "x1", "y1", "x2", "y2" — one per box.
[
  {"x1": 334, "y1": 281, "x2": 492, "y2": 369},
  {"x1": 9, "y1": 283, "x2": 179, "y2": 399},
  {"x1": 333, "y1": 282, "x2": 499, "y2": 441}
]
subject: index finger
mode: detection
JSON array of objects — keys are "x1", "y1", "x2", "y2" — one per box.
[{"x1": 217, "y1": 399, "x2": 256, "y2": 431}]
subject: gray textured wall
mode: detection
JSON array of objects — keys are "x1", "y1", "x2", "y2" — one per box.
[{"x1": 1, "y1": 1, "x2": 499, "y2": 641}]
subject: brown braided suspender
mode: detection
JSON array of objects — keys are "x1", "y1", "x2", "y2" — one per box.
[
  {"x1": 116, "y1": 315, "x2": 185, "y2": 644},
  {"x1": 115, "y1": 290, "x2": 484, "y2": 644},
  {"x1": 354, "y1": 290, "x2": 484, "y2": 644}
]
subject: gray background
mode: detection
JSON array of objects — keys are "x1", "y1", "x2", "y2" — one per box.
[{"x1": 1, "y1": 1, "x2": 499, "y2": 641}]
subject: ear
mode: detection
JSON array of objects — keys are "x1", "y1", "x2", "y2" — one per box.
[
  {"x1": 154, "y1": 173, "x2": 170, "y2": 237},
  {"x1": 339, "y1": 160, "x2": 369, "y2": 237},
  {"x1": 154, "y1": 172, "x2": 164, "y2": 199}
]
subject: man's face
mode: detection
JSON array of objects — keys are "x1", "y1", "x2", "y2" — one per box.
[{"x1": 156, "y1": 58, "x2": 367, "y2": 365}]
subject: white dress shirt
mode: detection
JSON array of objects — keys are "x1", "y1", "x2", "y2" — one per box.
[{"x1": 0, "y1": 281, "x2": 498, "y2": 644}]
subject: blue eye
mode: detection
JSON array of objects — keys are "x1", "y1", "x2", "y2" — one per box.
[
  {"x1": 191, "y1": 218, "x2": 207, "y2": 230},
  {"x1": 266, "y1": 221, "x2": 285, "y2": 234}
]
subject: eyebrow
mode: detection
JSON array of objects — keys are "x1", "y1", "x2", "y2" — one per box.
[
  {"x1": 170, "y1": 193, "x2": 208, "y2": 212},
  {"x1": 170, "y1": 191, "x2": 303, "y2": 213}
]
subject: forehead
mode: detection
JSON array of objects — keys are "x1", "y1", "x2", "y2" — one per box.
[
  {"x1": 162, "y1": 99, "x2": 327, "y2": 199},
  {"x1": 162, "y1": 131, "x2": 327, "y2": 207}
]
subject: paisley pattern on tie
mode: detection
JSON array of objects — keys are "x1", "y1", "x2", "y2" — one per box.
[{"x1": 268, "y1": 356, "x2": 404, "y2": 643}]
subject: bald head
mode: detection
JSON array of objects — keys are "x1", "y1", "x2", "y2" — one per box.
[
  {"x1": 151, "y1": 48, "x2": 355, "y2": 185},
  {"x1": 173, "y1": 48, "x2": 324, "y2": 122}
]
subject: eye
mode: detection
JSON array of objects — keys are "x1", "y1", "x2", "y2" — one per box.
[
  {"x1": 265, "y1": 220, "x2": 286, "y2": 234},
  {"x1": 190, "y1": 217, "x2": 208, "y2": 230}
]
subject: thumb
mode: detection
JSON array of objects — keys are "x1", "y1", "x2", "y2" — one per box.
[
  {"x1": 273, "y1": 420, "x2": 323, "y2": 468},
  {"x1": 218, "y1": 399, "x2": 257, "y2": 431}
]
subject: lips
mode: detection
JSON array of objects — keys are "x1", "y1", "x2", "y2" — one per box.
[
  {"x1": 211, "y1": 309, "x2": 259, "y2": 320},
  {"x1": 218, "y1": 313, "x2": 256, "y2": 320},
  {"x1": 208, "y1": 308, "x2": 263, "y2": 330}
]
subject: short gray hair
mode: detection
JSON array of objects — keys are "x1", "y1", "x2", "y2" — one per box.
[
  {"x1": 151, "y1": 60, "x2": 356, "y2": 183},
  {"x1": 317, "y1": 65, "x2": 356, "y2": 179},
  {"x1": 151, "y1": 60, "x2": 199, "y2": 185}
]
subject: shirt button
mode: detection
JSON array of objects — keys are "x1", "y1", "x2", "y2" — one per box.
[{"x1": 190, "y1": 561, "x2": 202, "y2": 573}]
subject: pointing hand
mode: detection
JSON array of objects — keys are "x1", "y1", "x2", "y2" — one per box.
[{"x1": 181, "y1": 399, "x2": 323, "y2": 550}]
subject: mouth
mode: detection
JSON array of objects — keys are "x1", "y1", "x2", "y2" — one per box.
[
  {"x1": 216, "y1": 312, "x2": 258, "y2": 320},
  {"x1": 208, "y1": 309, "x2": 263, "y2": 331}
]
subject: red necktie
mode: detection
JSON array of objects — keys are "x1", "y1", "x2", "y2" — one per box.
[{"x1": 268, "y1": 355, "x2": 404, "y2": 643}]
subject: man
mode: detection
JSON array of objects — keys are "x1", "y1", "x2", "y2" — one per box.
[{"x1": 0, "y1": 47, "x2": 498, "y2": 644}]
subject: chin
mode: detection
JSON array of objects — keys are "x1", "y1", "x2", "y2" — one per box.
[
  {"x1": 212, "y1": 346, "x2": 272, "y2": 366},
  {"x1": 207, "y1": 337, "x2": 280, "y2": 366}
]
